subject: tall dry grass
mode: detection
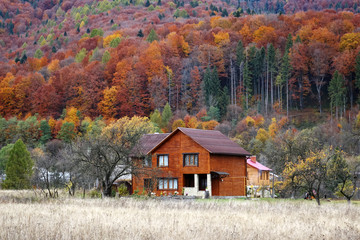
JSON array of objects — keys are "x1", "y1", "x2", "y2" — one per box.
[{"x1": 0, "y1": 190, "x2": 359, "y2": 240}]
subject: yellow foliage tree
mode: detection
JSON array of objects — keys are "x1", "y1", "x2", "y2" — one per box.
[
  {"x1": 103, "y1": 32, "x2": 122, "y2": 48},
  {"x1": 210, "y1": 16, "x2": 232, "y2": 29},
  {"x1": 166, "y1": 32, "x2": 190, "y2": 57},
  {"x1": 256, "y1": 128, "x2": 269, "y2": 143},
  {"x1": 268, "y1": 118, "x2": 278, "y2": 138},
  {"x1": 101, "y1": 116, "x2": 155, "y2": 143},
  {"x1": 98, "y1": 86, "x2": 118, "y2": 119},
  {"x1": 172, "y1": 119, "x2": 185, "y2": 131},
  {"x1": 253, "y1": 26, "x2": 276, "y2": 45},
  {"x1": 202, "y1": 120, "x2": 219, "y2": 130},
  {"x1": 213, "y1": 31, "x2": 230, "y2": 47},
  {"x1": 339, "y1": 33, "x2": 360, "y2": 51},
  {"x1": 48, "y1": 59, "x2": 60, "y2": 73},
  {"x1": 64, "y1": 106, "x2": 80, "y2": 130},
  {"x1": 244, "y1": 116, "x2": 255, "y2": 127}
]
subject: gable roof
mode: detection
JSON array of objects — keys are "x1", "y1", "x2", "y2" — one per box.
[
  {"x1": 148, "y1": 127, "x2": 250, "y2": 156},
  {"x1": 135, "y1": 133, "x2": 169, "y2": 155},
  {"x1": 247, "y1": 159, "x2": 272, "y2": 171}
]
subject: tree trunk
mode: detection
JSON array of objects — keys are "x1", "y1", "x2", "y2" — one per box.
[
  {"x1": 271, "y1": 72, "x2": 273, "y2": 111},
  {"x1": 286, "y1": 78, "x2": 289, "y2": 118},
  {"x1": 266, "y1": 59, "x2": 269, "y2": 115}
]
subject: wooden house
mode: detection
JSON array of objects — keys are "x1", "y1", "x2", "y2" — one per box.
[
  {"x1": 247, "y1": 156, "x2": 272, "y2": 186},
  {"x1": 132, "y1": 127, "x2": 250, "y2": 197}
]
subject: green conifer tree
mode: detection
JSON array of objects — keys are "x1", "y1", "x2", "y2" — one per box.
[
  {"x1": 57, "y1": 122, "x2": 76, "y2": 143},
  {"x1": 2, "y1": 139, "x2": 33, "y2": 189},
  {"x1": 146, "y1": 29, "x2": 159, "y2": 43},
  {"x1": 102, "y1": 50, "x2": 110, "y2": 64},
  {"x1": 39, "y1": 120, "x2": 52, "y2": 145},
  {"x1": 161, "y1": 103, "x2": 173, "y2": 130}
]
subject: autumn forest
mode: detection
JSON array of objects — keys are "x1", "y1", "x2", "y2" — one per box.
[{"x1": 1, "y1": 0, "x2": 360, "y2": 200}]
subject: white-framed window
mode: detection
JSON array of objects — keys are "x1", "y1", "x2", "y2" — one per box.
[
  {"x1": 157, "y1": 154, "x2": 169, "y2": 167},
  {"x1": 158, "y1": 178, "x2": 178, "y2": 190}
]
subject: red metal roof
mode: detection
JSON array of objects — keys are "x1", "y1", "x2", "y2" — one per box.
[
  {"x1": 247, "y1": 159, "x2": 272, "y2": 171},
  {"x1": 148, "y1": 127, "x2": 251, "y2": 156}
]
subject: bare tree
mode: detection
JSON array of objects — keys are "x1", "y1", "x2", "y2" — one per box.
[
  {"x1": 71, "y1": 116, "x2": 154, "y2": 197},
  {"x1": 32, "y1": 140, "x2": 66, "y2": 198}
]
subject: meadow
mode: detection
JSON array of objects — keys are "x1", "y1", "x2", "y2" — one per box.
[{"x1": 0, "y1": 191, "x2": 359, "y2": 240}]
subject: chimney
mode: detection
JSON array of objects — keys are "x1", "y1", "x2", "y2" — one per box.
[{"x1": 250, "y1": 156, "x2": 256, "y2": 163}]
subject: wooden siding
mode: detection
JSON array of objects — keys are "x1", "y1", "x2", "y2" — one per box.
[
  {"x1": 133, "y1": 131, "x2": 210, "y2": 195},
  {"x1": 247, "y1": 165, "x2": 270, "y2": 186},
  {"x1": 210, "y1": 154, "x2": 247, "y2": 196}
]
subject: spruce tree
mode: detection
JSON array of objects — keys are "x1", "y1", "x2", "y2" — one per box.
[
  {"x1": 161, "y1": 102, "x2": 173, "y2": 129},
  {"x1": 34, "y1": 49, "x2": 44, "y2": 59},
  {"x1": 0, "y1": 143, "x2": 14, "y2": 175},
  {"x1": 137, "y1": 29, "x2": 144, "y2": 37},
  {"x1": 243, "y1": 60, "x2": 252, "y2": 109},
  {"x1": 355, "y1": 52, "x2": 360, "y2": 103},
  {"x1": 329, "y1": 71, "x2": 346, "y2": 119},
  {"x1": 217, "y1": 86, "x2": 229, "y2": 120},
  {"x1": 203, "y1": 66, "x2": 212, "y2": 107},
  {"x1": 102, "y1": 50, "x2": 110, "y2": 64},
  {"x1": 146, "y1": 29, "x2": 159, "y2": 43},
  {"x1": 2, "y1": 139, "x2": 33, "y2": 189},
  {"x1": 281, "y1": 51, "x2": 291, "y2": 118},
  {"x1": 57, "y1": 122, "x2": 76, "y2": 143},
  {"x1": 39, "y1": 120, "x2": 52, "y2": 145}
]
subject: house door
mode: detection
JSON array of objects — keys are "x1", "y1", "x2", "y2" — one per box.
[
  {"x1": 211, "y1": 177, "x2": 220, "y2": 196},
  {"x1": 198, "y1": 174, "x2": 207, "y2": 190}
]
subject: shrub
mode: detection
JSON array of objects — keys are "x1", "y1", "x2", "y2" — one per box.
[
  {"x1": 88, "y1": 189, "x2": 102, "y2": 198},
  {"x1": 118, "y1": 184, "x2": 129, "y2": 196}
]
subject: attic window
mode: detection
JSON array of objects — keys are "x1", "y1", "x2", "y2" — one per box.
[
  {"x1": 157, "y1": 154, "x2": 169, "y2": 167},
  {"x1": 183, "y1": 154, "x2": 198, "y2": 167}
]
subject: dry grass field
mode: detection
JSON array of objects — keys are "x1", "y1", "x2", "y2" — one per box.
[{"x1": 0, "y1": 190, "x2": 359, "y2": 240}]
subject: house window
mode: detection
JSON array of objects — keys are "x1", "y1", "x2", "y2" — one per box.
[
  {"x1": 183, "y1": 154, "x2": 198, "y2": 167},
  {"x1": 260, "y1": 171, "x2": 269, "y2": 180},
  {"x1": 144, "y1": 178, "x2": 153, "y2": 191},
  {"x1": 158, "y1": 178, "x2": 178, "y2": 190},
  {"x1": 157, "y1": 155, "x2": 169, "y2": 167},
  {"x1": 184, "y1": 174, "x2": 194, "y2": 187},
  {"x1": 143, "y1": 155, "x2": 152, "y2": 167}
]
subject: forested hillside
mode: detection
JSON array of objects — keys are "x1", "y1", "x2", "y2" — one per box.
[{"x1": 1, "y1": 0, "x2": 360, "y2": 200}]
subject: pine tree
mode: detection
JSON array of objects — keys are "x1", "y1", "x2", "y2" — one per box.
[
  {"x1": 285, "y1": 33, "x2": 293, "y2": 53},
  {"x1": 0, "y1": 143, "x2": 14, "y2": 175},
  {"x1": 39, "y1": 120, "x2": 52, "y2": 145},
  {"x1": 2, "y1": 139, "x2": 33, "y2": 189},
  {"x1": 137, "y1": 29, "x2": 144, "y2": 37},
  {"x1": 281, "y1": 52, "x2": 291, "y2": 118},
  {"x1": 57, "y1": 122, "x2": 76, "y2": 143},
  {"x1": 243, "y1": 60, "x2": 252, "y2": 109},
  {"x1": 150, "y1": 109, "x2": 162, "y2": 128},
  {"x1": 34, "y1": 49, "x2": 44, "y2": 59},
  {"x1": 267, "y1": 43, "x2": 276, "y2": 110},
  {"x1": 146, "y1": 29, "x2": 159, "y2": 43},
  {"x1": 355, "y1": 52, "x2": 360, "y2": 103},
  {"x1": 236, "y1": 40, "x2": 245, "y2": 97},
  {"x1": 203, "y1": 66, "x2": 212, "y2": 107},
  {"x1": 161, "y1": 102, "x2": 173, "y2": 130},
  {"x1": 217, "y1": 86, "x2": 229, "y2": 120},
  {"x1": 102, "y1": 50, "x2": 110, "y2": 64},
  {"x1": 329, "y1": 71, "x2": 346, "y2": 119}
]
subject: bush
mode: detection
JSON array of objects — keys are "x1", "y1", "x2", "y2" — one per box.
[
  {"x1": 118, "y1": 184, "x2": 129, "y2": 197},
  {"x1": 88, "y1": 189, "x2": 102, "y2": 198}
]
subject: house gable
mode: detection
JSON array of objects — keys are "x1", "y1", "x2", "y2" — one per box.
[
  {"x1": 149, "y1": 127, "x2": 250, "y2": 156},
  {"x1": 150, "y1": 131, "x2": 210, "y2": 174}
]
